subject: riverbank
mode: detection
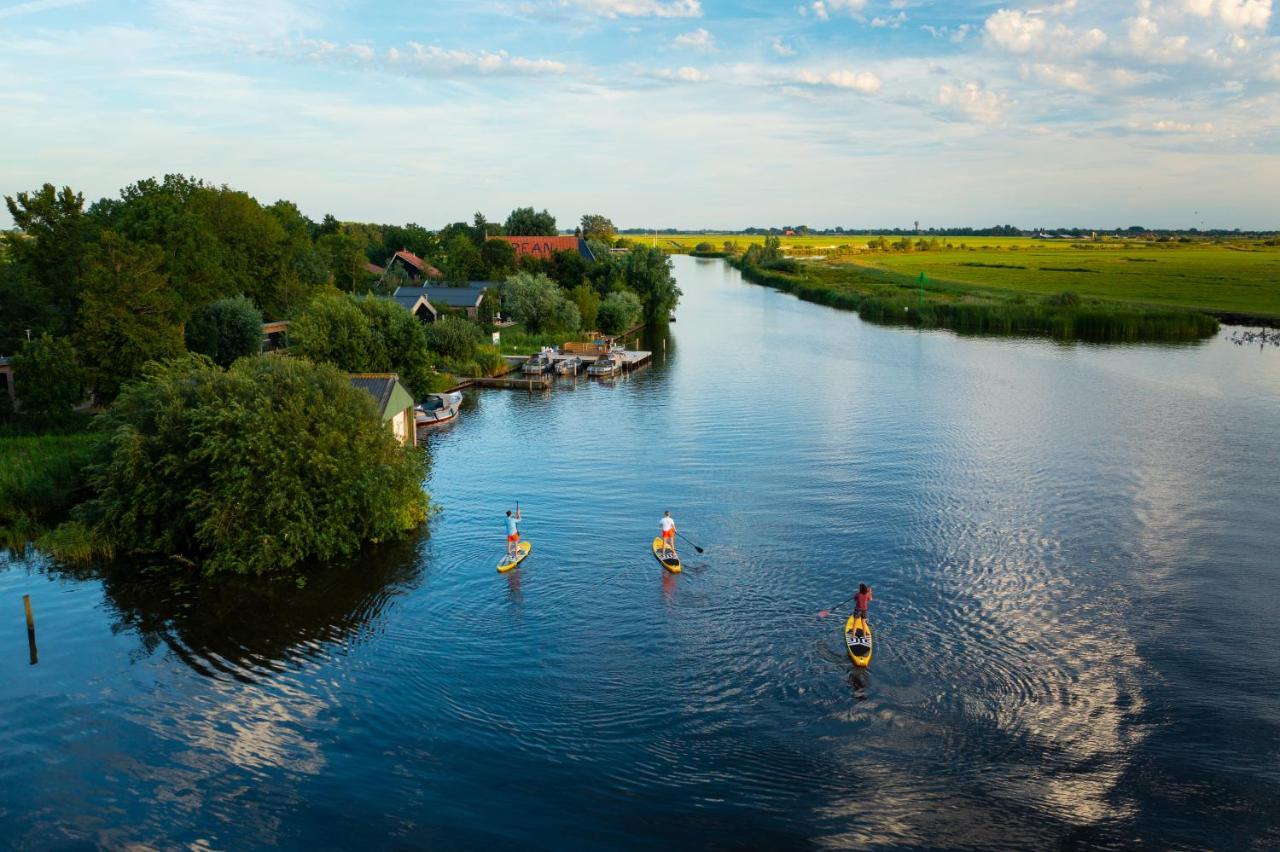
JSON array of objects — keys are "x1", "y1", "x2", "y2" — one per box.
[{"x1": 728, "y1": 257, "x2": 1223, "y2": 343}]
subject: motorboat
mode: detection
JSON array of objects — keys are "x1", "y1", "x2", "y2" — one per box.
[
  {"x1": 415, "y1": 391, "x2": 462, "y2": 426},
  {"x1": 587, "y1": 350, "x2": 625, "y2": 377},
  {"x1": 522, "y1": 347, "x2": 555, "y2": 375},
  {"x1": 555, "y1": 355, "x2": 583, "y2": 375}
]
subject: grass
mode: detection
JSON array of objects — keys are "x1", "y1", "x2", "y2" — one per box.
[
  {"x1": 0, "y1": 419, "x2": 102, "y2": 548},
  {"x1": 648, "y1": 233, "x2": 1280, "y2": 324}
]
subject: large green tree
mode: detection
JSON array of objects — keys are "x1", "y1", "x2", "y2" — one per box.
[
  {"x1": 441, "y1": 233, "x2": 485, "y2": 284},
  {"x1": 479, "y1": 236, "x2": 517, "y2": 279},
  {"x1": 75, "y1": 232, "x2": 186, "y2": 401},
  {"x1": 12, "y1": 333, "x2": 84, "y2": 417},
  {"x1": 579, "y1": 213, "x2": 616, "y2": 242},
  {"x1": 77, "y1": 354, "x2": 428, "y2": 575},
  {"x1": 498, "y1": 272, "x2": 580, "y2": 333},
  {"x1": 596, "y1": 290, "x2": 643, "y2": 335},
  {"x1": 185, "y1": 296, "x2": 263, "y2": 368},
  {"x1": 503, "y1": 206, "x2": 557, "y2": 236},
  {"x1": 3, "y1": 183, "x2": 91, "y2": 336},
  {"x1": 621, "y1": 245, "x2": 681, "y2": 322},
  {"x1": 317, "y1": 231, "x2": 368, "y2": 291}
]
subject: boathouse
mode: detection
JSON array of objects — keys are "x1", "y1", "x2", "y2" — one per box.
[
  {"x1": 387, "y1": 249, "x2": 442, "y2": 282},
  {"x1": 388, "y1": 284, "x2": 491, "y2": 322},
  {"x1": 493, "y1": 236, "x2": 596, "y2": 262},
  {"x1": 348, "y1": 373, "x2": 417, "y2": 447}
]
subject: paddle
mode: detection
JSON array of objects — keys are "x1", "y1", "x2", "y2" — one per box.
[
  {"x1": 817, "y1": 592, "x2": 858, "y2": 619},
  {"x1": 676, "y1": 531, "x2": 704, "y2": 554}
]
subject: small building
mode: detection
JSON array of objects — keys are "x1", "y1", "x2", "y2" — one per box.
[
  {"x1": 389, "y1": 284, "x2": 491, "y2": 323},
  {"x1": 387, "y1": 249, "x2": 442, "y2": 282},
  {"x1": 364, "y1": 262, "x2": 386, "y2": 276},
  {"x1": 0, "y1": 356, "x2": 14, "y2": 410},
  {"x1": 493, "y1": 236, "x2": 596, "y2": 262},
  {"x1": 348, "y1": 373, "x2": 417, "y2": 447},
  {"x1": 262, "y1": 320, "x2": 290, "y2": 352}
]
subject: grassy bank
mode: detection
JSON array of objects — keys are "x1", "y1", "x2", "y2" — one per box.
[
  {"x1": 730, "y1": 259, "x2": 1221, "y2": 343},
  {"x1": 0, "y1": 419, "x2": 101, "y2": 550}
]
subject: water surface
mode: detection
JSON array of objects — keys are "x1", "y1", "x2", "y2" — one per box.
[{"x1": 3, "y1": 256, "x2": 1279, "y2": 849}]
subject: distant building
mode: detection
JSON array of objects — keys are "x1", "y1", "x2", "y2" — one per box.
[
  {"x1": 386, "y1": 284, "x2": 491, "y2": 322},
  {"x1": 387, "y1": 249, "x2": 442, "y2": 282},
  {"x1": 493, "y1": 236, "x2": 596, "y2": 262},
  {"x1": 364, "y1": 262, "x2": 386, "y2": 276},
  {"x1": 0, "y1": 356, "x2": 14, "y2": 410},
  {"x1": 262, "y1": 320, "x2": 290, "y2": 352},
  {"x1": 348, "y1": 373, "x2": 417, "y2": 447}
]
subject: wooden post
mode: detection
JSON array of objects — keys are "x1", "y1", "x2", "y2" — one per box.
[{"x1": 23, "y1": 594, "x2": 37, "y2": 665}]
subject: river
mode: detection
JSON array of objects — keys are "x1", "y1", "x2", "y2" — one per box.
[{"x1": 3, "y1": 256, "x2": 1278, "y2": 849}]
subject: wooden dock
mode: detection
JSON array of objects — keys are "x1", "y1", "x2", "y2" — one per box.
[{"x1": 449, "y1": 347, "x2": 651, "y2": 392}]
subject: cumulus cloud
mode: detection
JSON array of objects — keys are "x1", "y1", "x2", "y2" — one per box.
[
  {"x1": 936, "y1": 81, "x2": 1004, "y2": 122},
  {"x1": 1024, "y1": 62, "x2": 1094, "y2": 91},
  {"x1": 566, "y1": 0, "x2": 701, "y2": 17},
  {"x1": 1183, "y1": 0, "x2": 1271, "y2": 31},
  {"x1": 672, "y1": 27, "x2": 716, "y2": 51},
  {"x1": 794, "y1": 68, "x2": 882, "y2": 92},
  {"x1": 871, "y1": 11, "x2": 907, "y2": 28},
  {"x1": 651, "y1": 65, "x2": 710, "y2": 81},
  {"x1": 1149, "y1": 118, "x2": 1215, "y2": 132},
  {"x1": 985, "y1": 9, "x2": 1046, "y2": 52},
  {"x1": 1126, "y1": 15, "x2": 1190, "y2": 63},
  {"x1": 808, "y1": 0, "x2": 867, "y2": 21},
  {"x1": 281, "y1": 39, "x2": 569, "y2": 77},
  {"x1": 770, "y1": 35, "x2": 796, "y2": 56}
]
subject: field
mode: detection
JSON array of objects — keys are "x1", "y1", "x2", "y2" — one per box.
[{"x1": 646, "y1": 234, "x2": 1280, "y2": 322}]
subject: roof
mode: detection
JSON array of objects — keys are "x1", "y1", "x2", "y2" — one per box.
[
  {"x1": 365, "y1": 262, "x2": 385, "y2": 275},
  {"x1": 494, "y1": 235, "x2": 596, "y2": 262},
  {"x1": 390, "y1": 250, "x2": 442, "y2": 278},
  {"x1": 348, "y1": 373, "x2": 414, "y2": 421},
  {"x1": 392, "y1": 284, "x2": 491, "y2": 309}
]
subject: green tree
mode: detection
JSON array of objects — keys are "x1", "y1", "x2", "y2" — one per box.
[
  {"x1": 75, "y1": 232, "x2": 185, "y2": 402},
  {"x1": 3, "y1": 183, "x2": 91, "y2": 335},
  {"x1": 596, "y1": 290, "x2": 643, "y2": 334},
  {"x1": 569, "y1": 284, "x2": 601, "y2": 331},
  {"x1": 441, "y1": 233, "x2": 484, "y2": 284},
  {"x1": 498, "y1": 272, "x2": 580, "y2": 333},
  {"x1": 317, "y1": 231, "x2": 367, "y2": 291},
  {"x1": 185, "y1": 296, "x2": 264, "y2": 368},
  {"x1": 356, "y1": 296, "x2": 434, "y2": 397},
  {"x1": 579, "y1": 213, "x2": 617, "y2": 242},
  {"x1": 503, "y1": 206, "x2": 557, "y2": 236},
  {"x1": 621, "y1": 246, "x2": 681, "y2": 322},
  {"x1": 12, "y1": 333, "x2": 84, "y2": 417},
  {"x1": 0, "y1": 262, "x2": 59, "y2": 353},
  {"x1": 480, "y1": 236, "x2": 517, "y2": 279},
  {"x1": 423, "y1": 315, "x2": 483, "y2": 362},
  {"x1": 289, "y1": 292, "x2": 377, "y2": 372},
  {"x1": 77, "y1": 354, "x2": 428, "y2": 575}
]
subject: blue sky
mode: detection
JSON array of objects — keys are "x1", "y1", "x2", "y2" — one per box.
[{"x1": 1, "y1": 0, "x2": 1277, "y2": 228}]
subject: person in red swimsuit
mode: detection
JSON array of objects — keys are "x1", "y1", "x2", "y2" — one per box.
[
  {"x1": 659, "y1": 510, "x2": 677, "y2": 559},
  {"x1": 853, "y1": 584, "x2": 873, "y2": 619}
]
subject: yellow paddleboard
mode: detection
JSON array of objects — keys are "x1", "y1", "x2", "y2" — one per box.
[
  {"x1": 497, "y1": 540, "x2": 531, "y2": 573},
  {"x1": 845, "y1": 614, "x2": 872, "y2": 668},
  {"x1": 652, "y1": 536, "x2": 681, "y2": 573}
]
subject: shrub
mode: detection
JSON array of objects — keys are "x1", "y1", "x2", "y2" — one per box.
[
  {"x1": 424, "y1": 315, "x2": 483, "y2": 362},
  {"x1": 185, "y1": 295, "x2": 263, "y2": 367},
  {"x1": 12, "y1": 333, "x2": 83, "y2": 417},
  {"x1": 694, "y1": 242, "x2": 714, "y2": 252},
  {"x1": 498, "y1": 272, "x2": 581, "y2": 333},
  {"x1": 569, "y1": 284, "x2": 600, "y2": 331},
  {"x1": 78, "y1": 354, "x2": 429, "y2": 575},
  {"x1": 1042, "y1": 291, "x2": 1082, "y2": 307},
  {"x1": 597, "y1": 290, "x2": 643, "y2": 334}
]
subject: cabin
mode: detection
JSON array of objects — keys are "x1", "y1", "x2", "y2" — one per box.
[
  {"x1": 348, "y1": 373, "x2": 417, "y2": 447},
  {"x1": 387, "y1": 249, "x2": 442, "y2": 282},
  {"x1": 262, "y1": 320, "x2": 290, "y2": 352},
  {"x1": 388, "y1": 284, "x2": 491, "y2": 323},
  {"x1": 493, "y1": 236, "x2": 596, "y2": 262}
]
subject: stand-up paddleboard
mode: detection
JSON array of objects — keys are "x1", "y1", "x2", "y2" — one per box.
[
  {"x1": 652, "y1": 537, "x2": 682, "y2": 573},
  {"x1": 845, "y1": 615, "x2": 872, "y2": 668},
  {"x1": 497, "y1": 541, "x2": 531, "y2": 573}
]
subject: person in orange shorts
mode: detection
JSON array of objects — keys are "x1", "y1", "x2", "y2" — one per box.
[
  {"x1": 505, "y1": 506, "x2": 522, "y2": 561},
  {"x1": 659, "y1": 510, "x2": 677, "y2": 560}
]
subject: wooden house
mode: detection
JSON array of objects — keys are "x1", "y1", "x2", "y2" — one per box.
[{"x1": 348, "y1": 373, "x2": 417, "y2": 447}]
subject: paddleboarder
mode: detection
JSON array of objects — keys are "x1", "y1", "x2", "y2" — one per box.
[
  {"x1": 505, "y1": 506, "x2": 522, "y2": 562},
  {"x1": 659, "y1": 510, "x2": 677, "y2": 560},
  {"x1": 853, "y1": 583, "x2": 873, "y2": 619}
]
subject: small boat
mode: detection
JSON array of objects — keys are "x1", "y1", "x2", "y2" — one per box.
[
  {"x1": 587, "y1": 350, "x2": 625, "y2": 377},
  {"x1": 844, "y1": 615, "x2": 872, "y2": 668},
  {"x1": 415, "y1": 391, "x2": 462, "y2": 427},
  {"x1": 498, "y1": 540, "x2": 531, "y2": 573},
  {"x1": 555, "y1": 355, "x2": 583, "y2": 375},
  {"x1": 651, "y1": 536, "x2": 681, "y2": 573},
  {"x1": 522, "y1": 348, "x2": 555, "y2": 375}
]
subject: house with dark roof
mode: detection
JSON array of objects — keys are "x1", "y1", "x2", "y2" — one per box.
[
  {"x1": 348, "y1": 373, "x2": 417, "y2": 447},
  {"x1": 493, "y1": 236, "x2": 596, "y2": 262},
  {"x1": 387, "y1": 249, "x2": 442, "y2": 282},
  {"x1": 389, "y1": 284, "x2": 491, "y2": 322}
]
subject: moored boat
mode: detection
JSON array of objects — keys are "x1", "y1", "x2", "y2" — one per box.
[
  {"x1": 415, "y1": 391, "x2": 462, "y2": 427},
  {"x1": 555, "y1": 355, "x2": 583, "y2": 375},
  {"x1": 522, "y1": 347, "x2": 555, "y2": 375},
  {"x1": 587, "y1": 350, "x2": 625, "y2": 377}
]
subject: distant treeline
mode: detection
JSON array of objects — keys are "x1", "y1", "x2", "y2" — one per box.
[{"x1": 620, "y1": 225, "x2": 1279, "y2": 238}]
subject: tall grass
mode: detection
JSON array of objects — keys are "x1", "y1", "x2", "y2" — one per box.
[
  {"x1": 732, "y1": 260, "x2": 1220, "y2": 343},
  {"x1": 0, "y1": 421, "x2": 101, "y2": 549}
]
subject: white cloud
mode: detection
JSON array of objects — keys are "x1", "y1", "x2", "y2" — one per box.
[
  {"x1": 1127, "y1": 15, "x2": 1190, "y2": 63},
  {"x1": 809, "y1": 0, "x2": 866, "y2": 21},
  {"x1": 281, "y1": 39, "x2": 569, "y2": 77},
  {"x1": 770, "y1": 35, "x2": 796, "y2": 56},
  {"x1": 793, "y1": 68, "x2": 882, "y2": 92},
  {"x1": 672, "y1": 28, "x2": 716, "y2": 52},
  {"x1": 652, "y1": 65, "x2": 710, "y2": 82},
  {"x1": 1183, "y1": 0, "x2": 1271, "y2": 31},
  {"x1": 0, "y1": 0, "x2": 87, "y2": 19},
  {"x1": 1025, "y1": 62, "x2": 1094, "y2": 91},
  {"x1": 565, "y1": 0, "x2": 701, "y2": 17},
  {"x1": 985, "y1": 9, "x2": 1046, "y2": 53},
  {"x1": 871, "y1": 12, "x2": 907, "y2": 28},
  {"x1": 936, "y1": 82, "x2": 1004, "y2": 122},
  {"x1": 1150, "y1": 118, "x2": 1215, "y2": 132}
]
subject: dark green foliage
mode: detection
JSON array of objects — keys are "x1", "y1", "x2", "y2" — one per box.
[
  {"x1": 423, "y1": 316, "x2": 483, "y2": 363},
  {"x1": 3, "y1": 183, "x2": 90, "y2": 337},
  {"x1": 569, "y1": 284, "x2": 601, "y2": 331},
  {"x1": 441, "y1": 234, "x2": 485, "y2": 284},
  {"x1": 0, "y1": 426, "x2": 99, "y2": 544},
  {"x1": 78, "y1": 355, "x2": 428, "y2": 574},
  {"x1": 290, "y1": 293, "x2": 434, "y2": 397},
  {"x1": 76, "y1": 232, "x2": 186, "y2": 402},
  {"x1": 580, "y1": 214, "x2": 616, "y2": 241},
  {"x1": 503, "y1": 207, "x2": 557, "y2": 236},
  {"x1": 0, "y1": 261, "x2": 60, "y2": 353},
  {"x1": 621, "y1": 246, "x2": 681, "y2": 322},
  {"x1": 596, "y1": 290, "x2": 643, "y2": 334},
  {"x1": 185, "y1": 296, "x2": 263, "y2": 367},
  {"x1": 498, "y1": 272, "x2": 581, "y2": 333},
  {"x1": 694, "y1": 242, "x2": 714, "y2": 252},
  {"x1": 317, "y1": 231, "x2": 368, "y2": 291},
  {"x1": 480, "y1": 236, "x2": 517, "y2": 279},
  {"x1": 519, "y1": 249, "x2": 590, "y2": 290},
  {"x1": 12, "y1": 334, "x2": 83, "y2": 417},
  {"x1": 1042, "y1": 291, "x2": 1082, "y2": 307}
]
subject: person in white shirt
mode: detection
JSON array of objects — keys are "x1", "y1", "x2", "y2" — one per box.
[{"x1": 659, "y1": 510, "x2": 677, "y2": 560}]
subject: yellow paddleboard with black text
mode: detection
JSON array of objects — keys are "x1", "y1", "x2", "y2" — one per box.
[
  {"x1": 652, "y1": 537, "x2": 681, "y2": 573},
  {"x1": 845, "y1": 615, "x2": 872, "y2": 668},
  {"x1": 497, "y1": 540, "x2": 531, "y2": 573}
]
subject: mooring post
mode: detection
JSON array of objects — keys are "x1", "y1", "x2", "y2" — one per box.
[{"x1": 23, "y1": 594, "x2": 37, "y2": 665}]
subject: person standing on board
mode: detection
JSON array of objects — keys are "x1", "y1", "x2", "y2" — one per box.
[
  {"x1": 853, "y1": 584, "x2": 873, "y2": 620},
  {"x1": 659, "y1": 510, "x2": 677, "y2": 560},
  {"x1": 505, "y1": 506, "x2": 522, "y2": 562}
]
